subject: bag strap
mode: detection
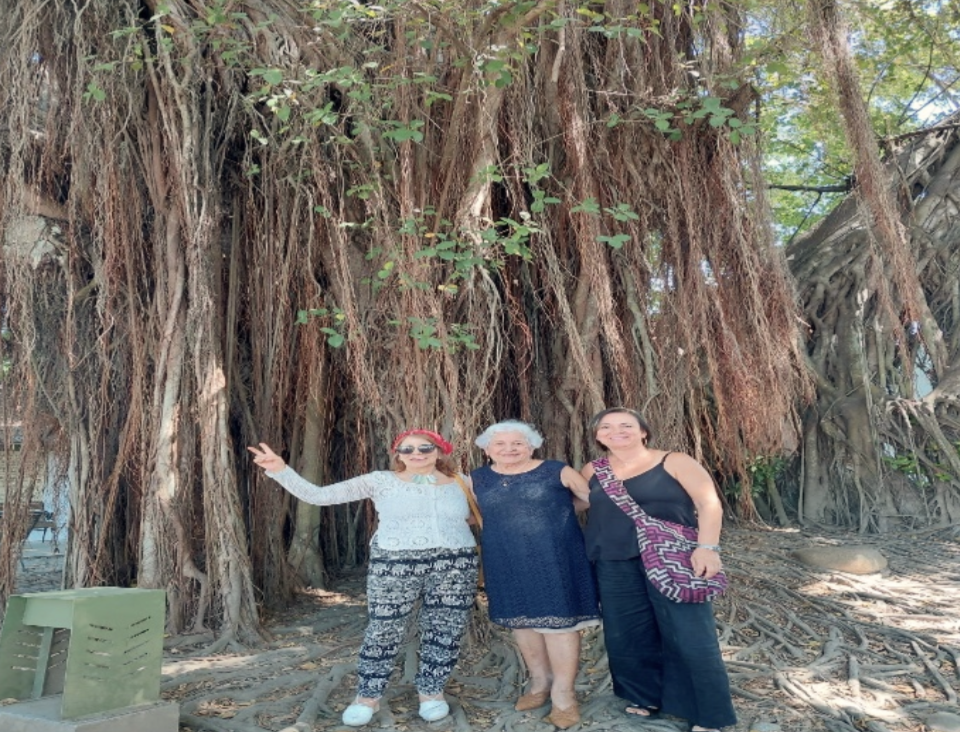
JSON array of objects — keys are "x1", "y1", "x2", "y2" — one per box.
[
  {"x1": 591, "y1": 457, "x2": 649, "y2": 522},
  {"x1": 591, "y1": 457, "x2": 659, "y2": 554},
  {"x1": 453, "y1": 474, "x2": 483, "y2": 529}
]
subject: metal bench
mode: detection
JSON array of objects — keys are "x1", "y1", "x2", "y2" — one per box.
[
  {"x1": 0, "y1": 501, "x2": 54, "y2": 538},
  {"x1": 0, "y1": 502, "x2": 54, "y2": 568},
  {"x1": 29, "y1": 502, "x2": 56, "y2": 541}
]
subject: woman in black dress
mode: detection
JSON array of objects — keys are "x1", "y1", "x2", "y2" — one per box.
[{"x1": 581, "y1": 408, "x2": 736, "y2": 732}]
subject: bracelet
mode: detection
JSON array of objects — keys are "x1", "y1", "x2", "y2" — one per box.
[{"x1": 697, "y1": 544, "x2": 721, "y2": 552}]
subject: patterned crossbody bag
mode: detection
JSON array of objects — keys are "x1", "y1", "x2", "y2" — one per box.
[{"x1": 591, "y1": 456, "x2": 727, "y2": 603}]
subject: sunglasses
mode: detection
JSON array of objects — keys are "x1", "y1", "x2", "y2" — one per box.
[{"x1": 396, "y1": 444, "x2": 438, "y2": 455}]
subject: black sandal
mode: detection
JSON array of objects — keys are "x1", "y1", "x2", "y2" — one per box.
[{"x1": 624, "y1": 704, "x2": 659, "y2": 719}]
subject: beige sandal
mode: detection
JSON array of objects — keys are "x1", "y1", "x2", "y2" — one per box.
[
  {"x1": 515, "y1": 690, "x2": 550, "y2": 711},
  {"x1": 546, "y1": 702, "x2": 580, "y2": 729}
]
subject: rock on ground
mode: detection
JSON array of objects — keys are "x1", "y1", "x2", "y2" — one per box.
[{"x1": 789, "y1": 544, "x2": 887, "y2": 573}]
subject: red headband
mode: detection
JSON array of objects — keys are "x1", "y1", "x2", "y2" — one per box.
[{"x1": 391, "y1": 429, "x2": 454, "y2": 455}]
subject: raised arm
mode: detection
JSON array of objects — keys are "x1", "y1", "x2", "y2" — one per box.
[{"x1": 248, "y1": 442, "x2": 379, "y2": 506}]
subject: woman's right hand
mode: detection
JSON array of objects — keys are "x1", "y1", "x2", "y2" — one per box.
[{"x1": 247, "y1": 443, "x2": 287, "y2": 473}]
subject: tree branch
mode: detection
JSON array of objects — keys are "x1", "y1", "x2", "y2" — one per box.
[{"x1": 769, "y1": 183, "x2": 852, "y2": 193}]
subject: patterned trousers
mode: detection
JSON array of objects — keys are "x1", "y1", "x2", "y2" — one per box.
[{"x1": 356, "y1": 544, "x2": 479, "y2": 698}]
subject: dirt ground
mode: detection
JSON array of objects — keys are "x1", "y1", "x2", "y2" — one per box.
[{"x1": 164, "y1": 525, "x2": 960, "y2": 732}]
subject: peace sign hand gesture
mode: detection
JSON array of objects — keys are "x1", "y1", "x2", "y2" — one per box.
[{"x1": 247, "y1": 443, "x2": 287, "y2": 473}]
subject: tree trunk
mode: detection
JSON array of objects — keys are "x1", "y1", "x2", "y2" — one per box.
[
  {"x1": 286, "y1": 361, "x2": 331, "y2": 589},
  {"x1": 788, "y1": 115, "x2": 960, "y2": 529}
]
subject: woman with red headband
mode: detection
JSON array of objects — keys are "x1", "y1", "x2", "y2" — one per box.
[{"x1": 248, "y1": 429, "x2": 478, "y2": 727}]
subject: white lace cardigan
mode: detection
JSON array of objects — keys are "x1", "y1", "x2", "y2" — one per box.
[{"x1": 266, "y1": 467, "x2": 476, "y2": 551}]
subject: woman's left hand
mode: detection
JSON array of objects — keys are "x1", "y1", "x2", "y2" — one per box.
[{"x1": 691, "y1": 546, "x2": 722, "y2": 578}]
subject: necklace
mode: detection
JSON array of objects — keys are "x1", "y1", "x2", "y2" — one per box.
[{"x1": 409, "y1": 472, "x2": 438, "y2": 485}]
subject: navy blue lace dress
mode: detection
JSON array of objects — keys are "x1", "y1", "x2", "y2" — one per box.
[{"x1": 471, "y1": 460, "x2": 599, "y2": 629}]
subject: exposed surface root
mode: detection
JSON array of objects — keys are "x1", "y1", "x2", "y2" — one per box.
[{"x1": 166, "y1": 527, "x2": 960, "y2": 732}]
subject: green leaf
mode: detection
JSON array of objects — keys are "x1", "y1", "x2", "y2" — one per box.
[
  {"x1": 383, "y1": 121, "x2": 425, "y2": 143},
  {"x1": 425, "y1": 91, "x2": 452, "y2": 107},
  {"x1": 523, "y1": 163, "x2": 551, "y2": 184},
  {"x1": 571, "y1": 197, "x2": 601, "y2": 215},
  {"x1": 388, "y1": 128, "x2": 423, "y2": 142},
  {"x1": 598, "y1": 233, "x2": 631, "y2": 249},
  {"x1": 83, "y1": 82, "x2": 106, "y2": 102},
  {"x1": 702, "y1": 96, "x2": 723, "y2": 111},
  {"x1": 493, "y1": 69, "x2": 513, "y2": 88},
  {"x1": 259, "y1": 68, "x2": 283, "y2": 85},
  {"x1": 605, "y1": 203, "x2": 639, "y2": 222}
]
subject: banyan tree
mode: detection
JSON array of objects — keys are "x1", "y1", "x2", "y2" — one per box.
[
  {"x1": 787, "y1": 111, "x2": 960, "y2": 532},
  {"x1": 0, "y1": 0, "x2": 954, "y2": 643}
]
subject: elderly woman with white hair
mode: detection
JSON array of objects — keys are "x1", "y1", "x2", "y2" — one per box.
[{"x1": 470, "y1": 420, "x2": 599, "y2": 729}]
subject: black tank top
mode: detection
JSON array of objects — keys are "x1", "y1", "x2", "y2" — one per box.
[{"x1": 583, "y1": 453, "x2": 698, "y2": 561}]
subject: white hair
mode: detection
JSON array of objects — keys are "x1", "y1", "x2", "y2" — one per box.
[{"x1": 474, "y1": 420, "x2": 544, "y2": 449}]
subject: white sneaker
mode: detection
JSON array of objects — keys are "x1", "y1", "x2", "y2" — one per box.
[
  {"x1": 342, "y1": 700, "x2": 379, "y2": 726},
  {"x1": 418, "y1": 699, "x2": 450, "y2": 722}
]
